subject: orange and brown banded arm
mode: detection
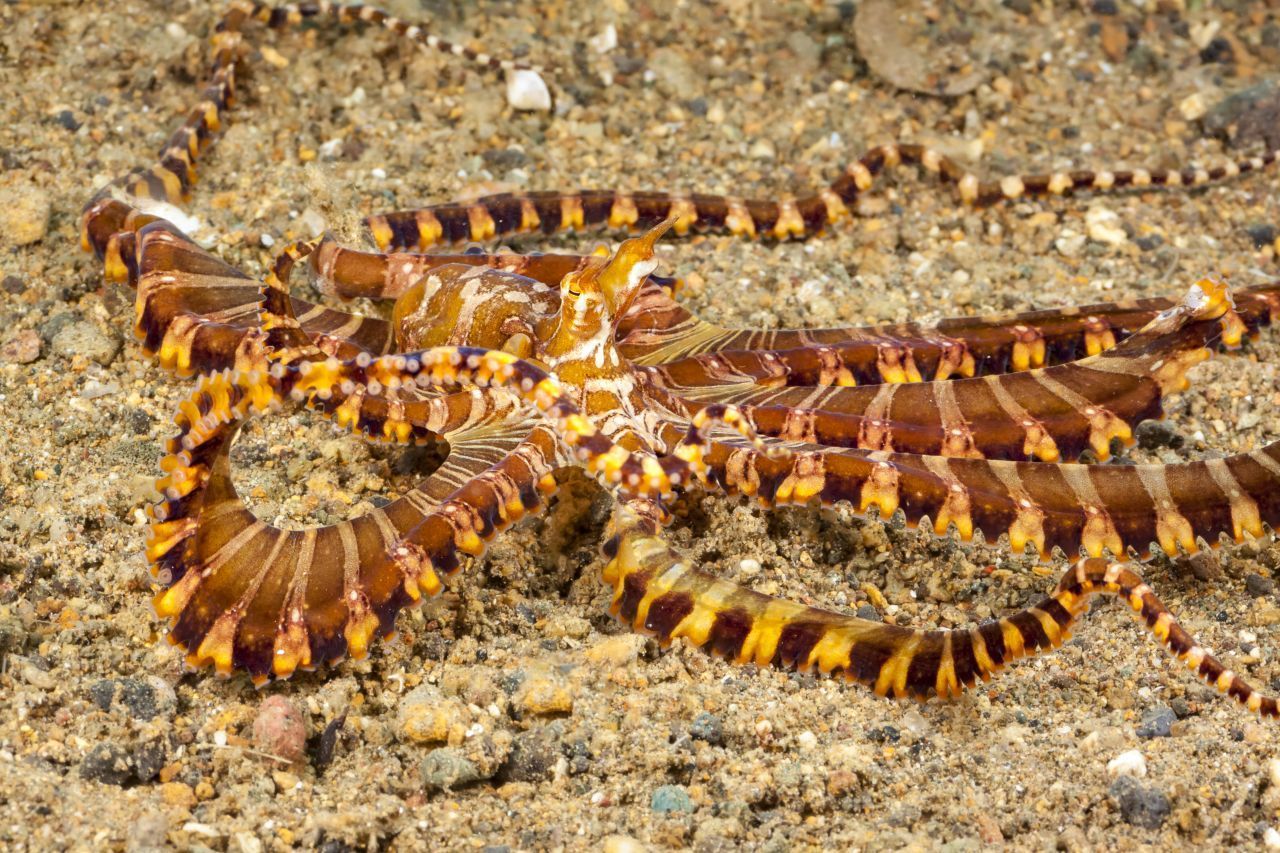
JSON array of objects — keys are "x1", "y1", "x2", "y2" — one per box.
[
  {"x1": 696, "y1": 433, "x2": 1280, "y2": 560},
  {"x1": 367, "y1": 143, "x2": 1280, "y2": 251},
  {"x1": 306, "y1": 237, "x2": 682, "y2": 303},
  {"x1": 603, "y1": 510, "x2": 1278, "y2": 713},
  {"x1": 621, "y1": 282, "x2": 1280, "y2": 382},
  {"x1": 659, "y1": 281, "x2": 1230, "y2": 461},
  {"x1": 150, "y1": 371, "x2": 559, "y2": 680}
]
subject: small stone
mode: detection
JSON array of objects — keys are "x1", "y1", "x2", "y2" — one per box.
[
  {"x1": 602, "y1": 836, "x2": 646, "y2": 853},
  {"x1": 89, "y1": 677, "x2": 176, "y2": 721},
  {"x1": 513, "y1": 670, "x2": 574, "y2": 716},
  {"x1": 648, "y1": 47, "x2": 700, "y2": 97},
  {"x1": 1247, "y1": 573, "x2": 1277, "y2": 597},
  {"x1": 855, "y1": 604, "x2": 881, "y2": 621},
  {"x1": 749, "y1": 139, "x2": 776, "y2": 160},
  {"x1": 481, "y1": 147, "x2": 530, "y2": 170},
  {"x1": 1178, "y1": 91, "x2": 1210, "y2": 122},
  {"x1": 54, "y1": 109, "x2": 81, "y2": 132},
  {"x1": 1266, "y1": 827, "x2": 1280, "y2": 850},
  {"x1": 584, "y1": 634, "x2": 645, "y2": 668},
  {"x1": 1055, "y1": 229, "x2": 1086, "y2": 258},
  {"x1": 251, "y1": 695, "x2": 307, "y2": 763},
  {"x1": 397, "y1": 684, "x2": 469, "y2": 744},
  {"x1": 1136, "y1": 705, "x2": 1175, "y2": 739},
  {"x1": 1085, "y1": 206, "x2": 1127, "y2": 246},
  {"x1": 0, "y1": 184, "x2": 52, "y2": 246},
  {"x1": 160, "y1": 781, "x2": 197, "y2": 808},
  {"x1": 81, "y1": 743, "x2": 136, "y2": 786},
  {"x1": 1, "y1": 329, "x2": 41, "y2": 364},
  {"x1": 419, "y1": 747, "x2": 483, "y2": 791},
  {"x1": 506, "y1": 69, "x2": 551, "y2": 111},
  {"x1": 1246, "y1": 224, "x2": 1279, "y2": 249},
  {"x1": 1099, "y1": 19, "x2": 1128, "y2": 62},
  {"x1": 1106, "y1": 749, "x2": 1147, "y2": 779},
  {"x1": 1202, "y1": 81, "x2": 1280, "y2": 151},
  {"x1": 499, "y1": 726, "x2": 560, "y2": 783},
  {"x1": 1135, "y1": 419, "x2": 1183, "y2": 450},
  {"x1": 689, "y1": 712, "x2": 724, "y2": 745},
  {"x1": 1134, "y1": 234, "x2": 1163, "y2": 252},
  {"x1": 1109, "y1": 775, "x2": 1170, "y2": 830},
  {"x1": 2, "y1": 275, "x2": 23, "y2": 294},
  {"x1": 51, "y1": 321, "x2": 122, "y2": 367},
  {"x1": 651, "y1": 784, "x2": 695, "y2": 814}
]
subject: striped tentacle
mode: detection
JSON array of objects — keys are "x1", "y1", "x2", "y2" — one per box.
[
  {"x1": 620, "y1": 281, "x2": 1280, "y2": 379},
  {"x1": 149, "y1": 369, "x2": 557, "y2": 681},
  {"x1": 601, "y1": 509, "x2": 1279, "y2": 714},
  {"x1": 367, "y1": 142, "x2": 1280, "y2": 251},
  {"x1": 656, "y1": 278, "x2": 1233, "y2": 461},
  {"x1": 696, "y1": 430, "x2": 1280, "y2": 560}
]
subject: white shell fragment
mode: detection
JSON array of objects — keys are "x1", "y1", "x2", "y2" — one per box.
[{"x1": 506, "y1": 69, "x2": 552, "y2": 112}]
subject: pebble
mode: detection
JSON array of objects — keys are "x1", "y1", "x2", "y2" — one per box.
[
  {"x1": 419, "y1": 747, "x2": 485, "y2": 791},
  {"x1": 1135, "y1": 420, "x2": 1184, "y2": 450},
  {"x1": 1267, "y1": 828, "x2": 1280, "y2": 850},
  {"x1": 647, "y1": 47, "x2": 700, "y2": 97},
  {"x1": 1246, "y1": 573, "x2": 1276, "y2": 597},
  {"x1": 1055, "y1": 229, "x2": 1087, "y2": 258},
  {"x1": 1, "y1": 329, "x2": 41, "y2": 364},
  {"x1": 583, "y1": 634, "x2": 644, "y2": 668},
  {"x1": 689, "y1": 712, "x2": 724, "y2": 745},
  {"x1": 505, "y1": 69, "x2": 551, "y2": 111},
  {"x1": 80, "y1": 743, "x2": 136, "y2": 787},
  {"x1": 160, "y1": 781, "x2": 197, "y2": 808},
  {"x1": 1246, "y1": 224, "x2": 1279, "y2": 250},
  {"x1": 0, "y1": 184, "x2": 51, "y2": 246},
  {"x1": 1178, "y1": 91, "x2": 1209, "y2": 122},
  {"x1": 1085, "y1": 206, "x2": 1127, "y2": 246},
  {"x1": 602, "y1": 836, "x2": 646, "y2": 853},
  {"x1": 81, "y1": 740, "x2": 166, "y2": 787},
  {"x1": 251, "y1": 695, "x2": 307, "y2": 763},
  {"x1": 513, "y1": 670, "x2": 574, "y2": 717},
  {"x1": 499, "y1": 726, "x2": 561, "y2": 783},
  {"x1": 51, "y1": 321, "x2": 121, "y2": 367},
  {"x1": 1135, "y1": 705, "x2": 1176, "y2": 739},
  {"x1": 1106, "y1": 749, "x2": 1147, "y2": 779},
  {"x1": 1109, "y1": 775, "x2": 1170, "y2": 830},
  {"x1": 651, "y1": 784, "x2": 695, "y2": 814},
  {"x1": 89, "y1": 677, "x2": 177, "y2": 721},
  {"x1": 397, "y1": 684, "x2": 469, "y2": 744}
]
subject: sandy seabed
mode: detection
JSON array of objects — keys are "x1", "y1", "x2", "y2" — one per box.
[{"x1": 3, "y1": 0, "x2": 1280, "y2": 850}]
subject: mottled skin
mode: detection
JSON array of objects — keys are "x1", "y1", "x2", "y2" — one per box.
[{"x1": 76, "y1": 1, "x2": 1280, "y2": 715}]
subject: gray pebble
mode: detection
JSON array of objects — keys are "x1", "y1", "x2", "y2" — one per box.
[
  {"x1": 1246, "y1": 573, "x2": 1276, "y2": 597},
  {"x1": 419, "y1": 747, "x2": 485, "y2": 791},
  {"x1": 51, "y1": 320, "x2": 121, "y2": 366},
  {"x1": 1110, "y1": 776, "x2": 1170, "y2": 829},
  {"x1": 1135, "y1": 705, "x2": 1175, "y2": 739},
  {"x1": 855, "y1": 604, "x2": 881, "y2": 621},
  {"x1": 689, "y1": 712, "x2": 724, "y2": 745},
  {"x1": 80, "y1": 743, "x2": 136, "y2": 787},
  {"x1": 648, "y1": 47, "x2": 700, "y2": 97},
  {"x1": 499, "y1": 727, "x2": 560, "y2": 783},
  {"x1": 1135, "y1": 420, "x2": 1183, "y2": 450},
  {"x1": 89, "y1": 677, "x2": 175, "y2": 721},
  {"x1": 651, "y1": 784, "x2": 695, "y2": 814}
]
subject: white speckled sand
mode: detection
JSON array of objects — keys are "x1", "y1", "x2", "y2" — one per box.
[{"x1": 2, "y1": 1, "x2": 1280, "y2": 849}]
